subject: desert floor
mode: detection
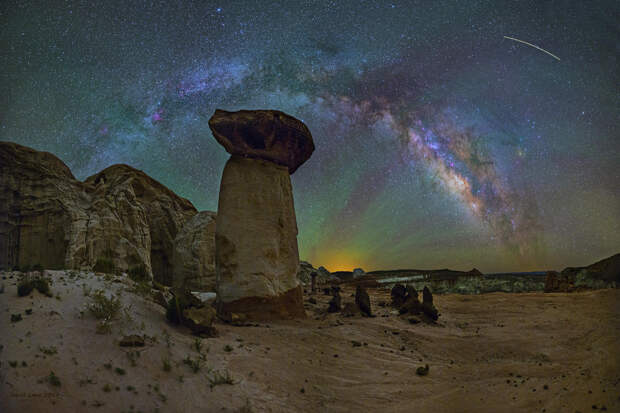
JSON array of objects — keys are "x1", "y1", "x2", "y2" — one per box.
[{"x1": 1, "y1": 271, "x2": 618, "y2": 413}]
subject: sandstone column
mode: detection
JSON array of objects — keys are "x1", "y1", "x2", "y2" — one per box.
[{"x1": 209, "y1": 109, "x2": 315, "y2": 321}]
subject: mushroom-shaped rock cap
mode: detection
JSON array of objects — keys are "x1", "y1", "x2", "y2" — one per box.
[{"x1": 209, "y1": 109, "x2": 314, "y2": 174}]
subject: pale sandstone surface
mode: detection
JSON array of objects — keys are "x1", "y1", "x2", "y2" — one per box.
[
  {"x1": 1, "y1": 271, "x2": 618, "y2": 413},
  {"x1": 172, "y1": 211, "x2": 217, "y2": 292},
  {"x1": 215, "y1": 155, "x2": 304, "y2": 319},
  {"x1": 0, "y1": 142, "x2": 215, "y2": 288}
]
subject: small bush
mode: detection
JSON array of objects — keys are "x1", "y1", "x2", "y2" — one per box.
[
  {"x1": 17, "y1": 280, "x2": 33, "y2": 297},
  {"x1": 39, "y1": 345, "x2": 58, "y2": 355},
  {"x1": 93, "y1": 258, "x2": 116, "y2": 274},
  {"x1": 48, "y1": 371, "x2": 61, "y2": 386},
  {"x1": 128, "y1": 264, "x2": 149, "y2": 282},
  {"x1": 162, "y1": 357, "x2": 171, "y2": 372},
  {"x1": 209, "y1": 369, "x2": 235, "y2": 389},
  {"x1": 32, "y1": 263, "x2": 44, "y2": 272},
  {"x1": 88, "y1": 290, "x2": 122, "y2": 320},
  {"x1": 182, "y1": 355, "x2": 203, "y2": 373},
  {"x1": 17, "y1": 275, "x2": 51, "y2": 297},
  {"x1": 114, "y1": 367, "x2": 126, "y2": 375}
]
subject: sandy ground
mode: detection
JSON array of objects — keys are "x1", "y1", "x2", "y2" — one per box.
[{"x1": 0, "y1": 270, "x2": 619, "y2": 413}]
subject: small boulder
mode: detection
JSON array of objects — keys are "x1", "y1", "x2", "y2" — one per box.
[
  {"x1": 182, "y1": 306, "x2": 218, "y2": 337},
  {"x1": 355, "y1": 285, "x2": 372, "y2": 317},
  {"x1": 416, "y1": 364, "x2": 430, "y2": 376}
]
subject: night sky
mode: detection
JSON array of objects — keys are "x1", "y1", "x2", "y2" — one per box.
[{"x1": 1, "y1": 1, "x2": 618, "y2": 273}]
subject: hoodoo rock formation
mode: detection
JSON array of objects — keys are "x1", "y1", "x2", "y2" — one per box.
[
  {"x1": 0, "y1": 141, "x2": 215, "y2": 288},
  {"x1": 209, "y1": 109, "x2": 314, "y2": 321}
]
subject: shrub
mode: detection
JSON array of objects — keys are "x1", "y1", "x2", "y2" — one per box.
[
  {"x1": 93, "y1": 258, "x2": 116, "y2": 274},
  {"x1": 17, "y1": 275, "x2": 51, "y2": 297},
  {"x1": 209, "y1": 369, "x2": 235, "y2": 389},
  {"x1": 88, "y1": 290, "x2": 122, "y2": 320},
  {"x1": 48, "y1": 371, "x2": 61, "y2": 386},
  {"x1": 32, "y1": 263, "x2": 44, "y2": 272},
  {"x1": 17, "y1": 280, "x2": 34, "y2": 297},
  {"x1": 128, "y1": 264, "x2": 149, "y2": 282}
]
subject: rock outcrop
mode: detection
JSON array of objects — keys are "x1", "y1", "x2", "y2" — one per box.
[
  {"x1": 545, "y1": 253, "x2": 620, "y2": 292},
  {"x1": 355, "y1": 285, "x2": 372, "y2": 317},
  {"x1": 297, "y1": 260, "x2": 336, "y2": 286},
  {"x1": 172, "y1": 211, "x2": 217, "y2": 292},
  {"x1": 84, "y1": 164, "x2": 198, "y2": 286},
  {"x1": 210, "y1": 109, "x2": 314, "y2": 321},
  {"x1": 0, "y1": 141, "x2": 215, "y2": 288},
  {"x1": 421, "y1": 286, "x2": 439, "y2": 321},
  {"x1": 544, "y1": 271, "x2": 573, "y2": 292}
]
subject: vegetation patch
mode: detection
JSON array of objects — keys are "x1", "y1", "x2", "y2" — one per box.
[
  {"x1": 88, "y1": 290, "x2": 122, "y2": 320},
  {"x1": 47, "y1": 371, "x2": 61, "y2": 387},
  {"x1": 209, "y1": 369, "x2": 235, "y2": 389},
  {"x1": 17, "y1": 274, "x2": 51, "y2": 297},
  {"x1": 39, "y1": 345, "x2": 58, "y2": 355}
]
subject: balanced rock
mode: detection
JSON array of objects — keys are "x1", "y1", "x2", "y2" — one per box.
[
  {"x1": 210, "y1": 109, "x2": 314, "y2": 321},
  {"x1": 209, "y1": 109, "x2": 315, "y2": 174}
]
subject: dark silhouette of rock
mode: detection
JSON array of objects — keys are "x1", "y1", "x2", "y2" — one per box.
[
  {"x1": 208, "y1": 109, "x2": 315, "y2": 174},
  {"x1": 400, "y1": 286, "x2": 421, "y2": 315},
  {"x1": 328, "y1": 290, "x2": 342, "y2": 313},
  {"x1": 421, "y1": 286, "x2": 439, "y2": 321},
  {"x1": 355, "y1": 285, "x2": 372, "y2": 317},
  {"x1": 391, "y1": 284, "x2": 407, "y2": 308}
]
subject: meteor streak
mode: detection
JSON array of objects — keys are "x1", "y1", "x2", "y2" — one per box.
[{"x1": 504, "y1": 36, "x2": 561, "y2": 61}]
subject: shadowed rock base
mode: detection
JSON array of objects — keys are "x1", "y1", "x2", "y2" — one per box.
[{"x1": 218, "y1": 285, "x2": 306, "y2": 322}]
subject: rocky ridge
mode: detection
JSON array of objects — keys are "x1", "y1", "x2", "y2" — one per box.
[{"x1": 0, "y1": 141, "x2": 216, "y2": 289}]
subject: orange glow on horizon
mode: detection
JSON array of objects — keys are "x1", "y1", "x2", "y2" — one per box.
[{"x1": 313, "y1": 251, "x2": 363, "y2": 272}]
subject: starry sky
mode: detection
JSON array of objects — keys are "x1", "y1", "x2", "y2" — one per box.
[{"x1": 1, "y1": 0, "x2": 618, "y2": 273}]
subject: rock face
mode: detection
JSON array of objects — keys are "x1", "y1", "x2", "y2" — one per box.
[
  {"x1": 172, "y1": 211, "x2": 217, "y2": 291},
  {"x1": 211, "y1": 109, "x2": 314, "y2": 321},
  {"x1": 0, "y1": 141, "x2": 215, "y2": 288},
  {"x1": 84, "y1": 164, "x2": 198, "y2": 286},
  {"x1": 209, "y1": 109, "x2": 315, "y2": 174}
]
